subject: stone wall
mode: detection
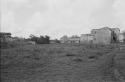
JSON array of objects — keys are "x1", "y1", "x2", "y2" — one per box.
[{"x1": 93, "y1": 27, "x2": 112, "y2": 44}]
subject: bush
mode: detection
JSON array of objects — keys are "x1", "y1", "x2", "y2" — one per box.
[
  {"x1": 28, "y1": 34, "x2": 50, "y2": 44},
  {"x1": 123, "y1": 31, "x2": 125, "y2": 42}
]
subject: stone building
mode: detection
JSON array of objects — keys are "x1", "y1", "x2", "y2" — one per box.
[
  {"x1": 118, "y1": 33, "x2": 124, "y2": 43},
  {"x1": 60, "y1": 35, "x2": 80, "y2": 43},
  {"x1": 91, "y1": 29, "x2": 99, "y2": 35},
  {"x1": 92, "y1": 27, "x2": 112, "y2": 44},
  {"x1": 110, "y1": 28, "x2": 120, "y2": 43},
  {"x1": 60, "y1": 27, "x2": 121, "y2": 44},
  {"x1": 60, "y1": 35, "x2": 68, "y2": 43},
  {"x1": 67, "y1": 36, "x2": 80, "y2": 43},
  {"x1": 80, "y1": 34, "x2": 94, "y2": 43},
  {"x1": 92, "y1": 27, "x2": 120, "y2": 44}
]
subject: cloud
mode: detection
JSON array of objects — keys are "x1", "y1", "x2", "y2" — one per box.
[
  {"x1": 8, "y1": 0, "x2": 29, "y2": 3},
  {"x1": 1, "y1": 0, "x2": 125, "y2": 38},
  {"x1": 113, "y1": 0, "x2": 125, "y2": 31},
  {"x1": 1, "y1": 11, "x2": 16, "y2": 31},
  {"x1": 90, "y1": 0, "x2": 115, "y2": 26},
  {"x1": 1, "y1": 11, "x2": 23, "y2": 36}
]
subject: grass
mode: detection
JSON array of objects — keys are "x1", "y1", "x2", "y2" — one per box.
[{"x1": 0, "y1": 43, "x2": 125, "y2": 82}]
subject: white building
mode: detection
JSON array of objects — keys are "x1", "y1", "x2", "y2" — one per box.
[
  {"x1": 118, "y1": 33, "x2": 124, "y2": 43},
  {"x1": 80, "y1": 34, "x2": 94, "y2": 43}
]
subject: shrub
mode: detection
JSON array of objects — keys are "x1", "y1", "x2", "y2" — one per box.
[{"x1": 28, "y1": 34, "x2": 50, "y2": 44}]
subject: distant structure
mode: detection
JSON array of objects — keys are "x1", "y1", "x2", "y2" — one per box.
[
  {"x1": 0, "y1": 32, "x2": 13, "y2": 42},
  {"x1": 60, "y1": 27, "x2": 123, "y2": 44},
  {"x1": 92, "y1": 27, "x2": 120, "y2": 44},
  {"x1": 67, "y1": 35, "x2": 80, "y2": 43},
  {"x1": 92, "y1": 27, "x2": 112, "y2": 44},
  {"x1": 60, "y1": 35, "x2": 80, "y2": 43},
  {"x1": 91, "y1": 29, "x2": 99, "y2": 35},
  {"x1": 80, "y1": 34, "x2": 94, "y2": 44},
  {"x1": 60, "y1": 35, "x2": 68, "y2": 43},
  {"x1": 110, "y1": 28, "x2": 120, "y2": 43},
  {"x1": 118, "y1": 33, "x2": 124, "y2": 43}
]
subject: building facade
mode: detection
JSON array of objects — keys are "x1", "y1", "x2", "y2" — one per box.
[
  {"x1": 118, "y1": 33, "x2": 124, "y2": 43},
  {"x1": 60, "y1": 27, "x2": 122, "y2": 44},
  {"x1": 67, "y1": 36, "x2": 80, "y2": 43},
  {"x1": 80, "y1": 34, "x2": 94, "y2": 43},
  {"x1": 92, "y1": 27, "x2": 112, "y2": 44},
  {"x1": 60, "y1": 35, "x2": 80, "y2": 43},
  {"x1": 110, "y1": 28, "x2": 120, "y2": 43},
  {"x1": 91, "y1": 27, "x2": 121, "y2": 44},
  {"x1": 60, "y1": 35, "x2": 68, "y2": 43},
  {"x1": 91, "y1": 29, "x2": 99, "y2": 35}
]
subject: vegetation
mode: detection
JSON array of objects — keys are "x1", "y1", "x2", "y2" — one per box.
[
  {"x1": 1, "y1": 43, "x2": 125, "y2": 82},
  {"x1": 123, "y1": 31, "x2": 125, "y2": 42},
  {"x1": 0, "y1": 41, "x2": 25, "y2": 49},
  {"x1": 28, "y1": 34, "x2": 50, "y2": 44}
]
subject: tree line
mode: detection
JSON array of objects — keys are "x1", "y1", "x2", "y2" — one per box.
[
  {"x1": 123, "y1": 31, "x2": 125, "y2": 42},
  {"x1": 27, "y1": 34, "x2": 50, "y2": 44}
]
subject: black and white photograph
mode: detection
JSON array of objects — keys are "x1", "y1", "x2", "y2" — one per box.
[{"x1": 0, "y1": 0, "x2": 125, "y2": 82}]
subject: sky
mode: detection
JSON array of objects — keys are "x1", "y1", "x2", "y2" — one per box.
[{"x1": 1, "y1": 0, "x2": 125, "y2": 39}]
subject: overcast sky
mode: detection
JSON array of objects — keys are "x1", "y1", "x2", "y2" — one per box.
[{"x1": 1, "y1": 0, "x2": 125, "y2": 39}]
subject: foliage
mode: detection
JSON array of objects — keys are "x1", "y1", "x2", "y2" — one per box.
[
  {"x1": 123, "y1": 31, "x2": 125, "y2": 42},
  {"x1": 1, "y1": 44, "x2": 125, "y2": 82},
  {"x1": 29, "y1": 34, "x2": 50, "y2": 44}
]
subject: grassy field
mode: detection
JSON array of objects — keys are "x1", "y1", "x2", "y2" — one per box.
[{"x1": 1, "y1": 43, "x2": 125, "y2": 82}]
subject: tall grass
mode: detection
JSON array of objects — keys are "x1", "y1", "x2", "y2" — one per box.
[{"x1": 1, "y1": 43, "x2": 125, "y2": 82}]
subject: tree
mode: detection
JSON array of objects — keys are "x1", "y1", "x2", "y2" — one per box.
[
  {"x1": 29, "y1": 34, "x2": 38, "y2": 42},
  {"x1": 45, "y1": 35, "x2": 50, "y2": 43},
  {"x1": 123, "y1": 31, "x2": 125, "y2": 42},
  {"x1": 29, "y1": 34, "x2": 50, "y2": 44}
]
